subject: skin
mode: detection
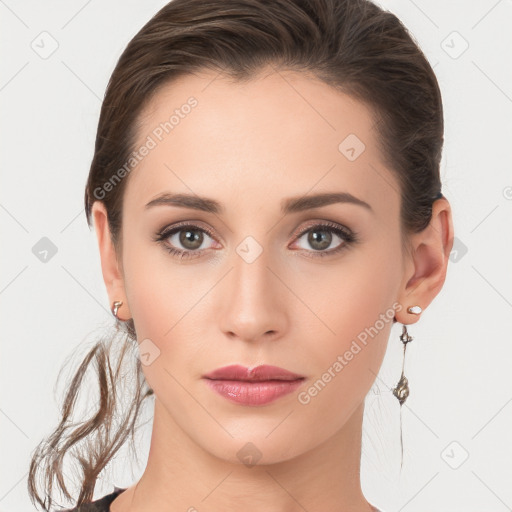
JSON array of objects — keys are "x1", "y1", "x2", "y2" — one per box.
[{"x1": 92, "y1": 66, "x2": 453, "y2": 512}]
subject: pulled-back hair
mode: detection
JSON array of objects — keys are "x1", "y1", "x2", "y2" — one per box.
[{"x1": 28, "y1": 0, "x2": 444, "y2": 509}]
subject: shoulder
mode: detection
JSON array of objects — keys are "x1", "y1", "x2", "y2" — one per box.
[{"x1": 60, "y1": 487, "x2": 127, "y2": 512}]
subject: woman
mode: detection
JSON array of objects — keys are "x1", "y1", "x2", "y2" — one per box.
[{"x1": 28, "y1": 0, "x2": 453, "y2": 511}]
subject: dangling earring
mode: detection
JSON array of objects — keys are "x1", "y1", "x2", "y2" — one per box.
[{"x1": 392, "y1": 305, "x2": 422, "y2": 470}]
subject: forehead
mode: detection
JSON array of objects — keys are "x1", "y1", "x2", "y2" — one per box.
[{"x1": 123, "y1": 68, "x2": 399, "y2": 215}]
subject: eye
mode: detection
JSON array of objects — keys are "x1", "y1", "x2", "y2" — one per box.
[
  {"x1": 153, "y1": 222, "x2": 218, "y2": 260},
  {"x1": 154, "y1": 220, "x2": 358, "y2": 260},
  {"x1": 291, "y1": 221, "x2": 358, "y2": 258}
]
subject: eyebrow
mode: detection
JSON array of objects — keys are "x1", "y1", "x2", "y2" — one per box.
[{"x1": 144, "y1": 191, "x2": 373, "y2": 214}]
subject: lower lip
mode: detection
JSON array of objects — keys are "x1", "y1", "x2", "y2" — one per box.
[{"x1": 203, "y1": 378, "x2": 304, "y2": 406}]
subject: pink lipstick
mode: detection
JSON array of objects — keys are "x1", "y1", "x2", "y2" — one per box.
[{"x1": 202, "y1": 364, "x2": 305, "y2": 406}]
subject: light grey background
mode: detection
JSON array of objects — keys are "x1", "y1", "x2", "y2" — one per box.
[{"x1": 1, "y1": 1, "x2": 511, "y2": 511}]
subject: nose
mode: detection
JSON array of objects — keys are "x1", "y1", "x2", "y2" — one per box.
[{"x1": 217, "y1": 246, "x2": 288, "y2": 344}]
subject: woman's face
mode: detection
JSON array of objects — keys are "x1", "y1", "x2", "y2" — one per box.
[{"x1": 115, "y1": 68, "x2": 407, "y2": 464}]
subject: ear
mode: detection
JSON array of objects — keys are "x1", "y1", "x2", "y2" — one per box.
[
  {"x1": 91, "y1": 201, "x2": 132, "y2": 321},
  {"x1": 395, "y1": 197, "x2": 454, "y2": 325}
]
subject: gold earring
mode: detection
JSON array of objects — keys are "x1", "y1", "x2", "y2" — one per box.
[
  {"x1": 111, "y1": 300, "x2": 123, "y2": 319},
  {"x1": 392, "y1": 305, "x2": 422, "y2": 470}
]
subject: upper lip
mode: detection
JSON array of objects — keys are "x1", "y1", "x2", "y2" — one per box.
[{"x1": 203, "y1": 364, "x2": 305, "y2": 381}]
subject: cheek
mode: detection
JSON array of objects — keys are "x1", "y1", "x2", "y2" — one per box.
[
  {"x1": 298, "y1": 240, "x2": 401, "y2": 401},
  {"x1": 294, "y1": 285, "x2": 395, "y2": 443},
  {"x1": 121, "y1": 237, "x2": 211, "y2": 371},
  {"x1": 121, "y1": 227, "x2": 190, "y2": 334},
  {"x1": 124, "y1": 268, "x2": 198, "y2": 351},
  {"x1": 302, "y1": 243, "x2": 400, "y2": 341}
]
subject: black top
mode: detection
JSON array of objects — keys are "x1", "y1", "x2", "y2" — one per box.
[
  {"x1": 61, "y1": 487, "x2": 127, "y2": 512},
  {"x1": 61, "y1": 486, "x2": 384, "y2": 512}
]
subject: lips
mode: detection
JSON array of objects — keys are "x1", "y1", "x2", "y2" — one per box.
[
  {"x1": 202, "y1": 364, "x2": 306, "y2": 406},
  {"x1": 202, "y1": 364, "x2": 304, "y2": 382}
]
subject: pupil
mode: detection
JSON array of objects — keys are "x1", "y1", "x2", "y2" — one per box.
[
  {"x1": 309, "y1": 230, "x2": 331, "y2": 250},
  {"x1": 180, "y1": 229, "x2": 202, "y2": 249}
]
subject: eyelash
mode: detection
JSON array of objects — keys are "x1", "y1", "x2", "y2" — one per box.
[{"x1": 153, "y1": 220, "x2": 359, "y2": 260}]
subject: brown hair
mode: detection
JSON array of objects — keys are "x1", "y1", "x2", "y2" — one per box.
[{"x1": 28, "y1": 0, "x2": 444, "y2": 509}]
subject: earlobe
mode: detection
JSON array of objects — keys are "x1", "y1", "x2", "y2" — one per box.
[
  {"x1": 91, "y1": 201, "x2": 131, "y2": 321},
  {"x1": 396, "y1": 198, "x2": 454, "y2": 324}
]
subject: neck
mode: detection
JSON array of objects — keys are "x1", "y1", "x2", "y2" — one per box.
[{"x1": 113, "y1": 398, "x2": 376, "y2": 512}]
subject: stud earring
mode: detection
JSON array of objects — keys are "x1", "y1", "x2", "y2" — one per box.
[
  {"x1": 407, "y1": 305, "x2": 422, "y2": 315},
  {"x1": 392, "y1": 305, "x2": 422, "y2": 470},
  {"x1": 111, "y1": 300, "x2": 123, "y2": 319}
]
